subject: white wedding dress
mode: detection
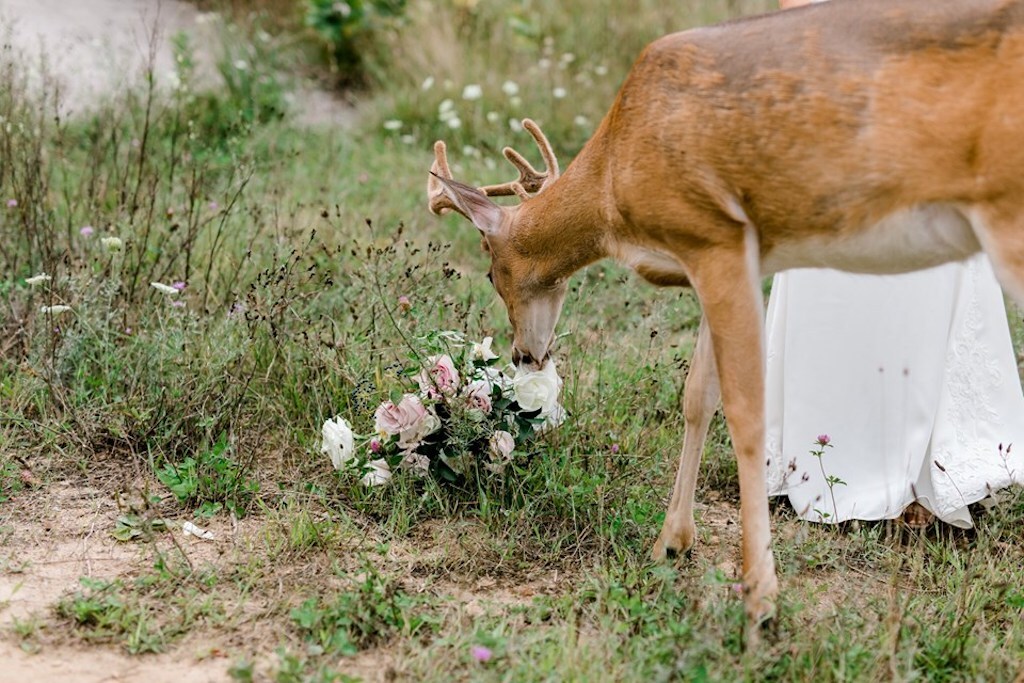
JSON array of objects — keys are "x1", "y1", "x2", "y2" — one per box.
[{"x1": 764, "y1": 254, "x2": 1024, "y2": 526}]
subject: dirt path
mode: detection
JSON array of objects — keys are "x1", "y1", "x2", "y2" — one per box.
[
  {"x1": 0, "y1": 482, "x2": 237, "y2": 682},
  {"x1": 0, "y1": 0, "x2": 355, "y2": 126}
]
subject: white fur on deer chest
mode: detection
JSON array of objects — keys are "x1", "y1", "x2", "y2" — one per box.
[{"x1": 762, "y1": 203, "x2": 982, "y2": 276}]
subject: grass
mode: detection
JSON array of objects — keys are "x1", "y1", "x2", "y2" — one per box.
[{"x1": 2, "y1": 1, "x2": 1024, "y2": 681}]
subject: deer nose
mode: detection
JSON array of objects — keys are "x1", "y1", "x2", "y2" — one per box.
[{"x1": 512, "y1": 347, "x2": 533, "y2": 367}]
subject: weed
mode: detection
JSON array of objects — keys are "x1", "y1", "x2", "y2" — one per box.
[{"x1": 290, "y1": 561, "x2": 439, "y2": 656}]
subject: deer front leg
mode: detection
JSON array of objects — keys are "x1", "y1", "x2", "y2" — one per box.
[
  {"x1": 653, "y1": 314, "x2": 720, "y2": 560},
  {"x1": 689, "y1": 239, "x2": 777, "y2": 639}
]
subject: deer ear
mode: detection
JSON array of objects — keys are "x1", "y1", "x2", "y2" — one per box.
[{"x1": 430, "y1": 173, "x2": 504, "y2": 236}]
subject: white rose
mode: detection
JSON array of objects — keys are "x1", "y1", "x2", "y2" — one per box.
[
  {"x1": 512, "y1": 359, "x2": 562, "y2": 415},
  {"x1": 470, "y1": 336, "x2": 499, "y2": 362},
  {"x1": 320, "y1": 416, "x2": 355, "y2": 470},
  {"x1": 361, "y1": 458, "x2": 392, "y2": 486}
]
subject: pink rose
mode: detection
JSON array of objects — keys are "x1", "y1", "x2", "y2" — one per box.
[
  {"x1": 485, "y1": 430, "x2": 515, "y2": 474},
  {"x1": 463, "y1": 379, "x2": 492, "y2": 414},
  {"x1": 417, "y1": 354, "x2": 460, "y2": 396},
  {"x1": 375, "y1": 394, "x2": 427, "y2": 437}
]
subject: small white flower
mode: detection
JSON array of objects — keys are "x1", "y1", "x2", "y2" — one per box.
[
  {"x1": 509, "y1": 118, "x2": 523, "y2": 133},
  {"x1": 470, "y1": 336, "x2": 499, "y2": 362},
  {"x1": 594, "y1": 64, "x2": 609, "y2": 76},
  {"x1": 538, "y1": 58, "x2": 552, "y2": 70},
  {"x1": 552, "y1": 87, "x2": 567, "y2": 99},
  {"x1": 361, "y1": 458, "x2": 392, "y2": 487},
  {"x1": 101, "y1": 236, "x2": 123, "y2": 251},
  {"x1": 501, "y1": 80, "x2": 519, "y2": 96},
  {"x1": 509, "y1": 96, "x2": 522, "y2": 108},
  {"x1": 560, "y1": 52, "x2": 576, "y2": 65},
  {"x1": 573, "y1": 115, "x2": 590, "y2": 128},
  {"x1": 438, "y1": 98, "x2": 455, "y2": 115},
  {"x1": 486, "y1": 111, "x2": 500, "y2": 124},
  {"x1": 383, "y1": 119, "x2": 403, "y2": 131},
  {"x1": 447, "y1": 117, "x2": 462, "y2": 130},
  {"x1": 150, "y1": 282, "x2": 180, "y2": 295},
  {"x1": 233, "y1": 59, "x2": 249, "y2": 71},
  {"x1": 400, "y1": 134, "x2": 416, "y2": 145},
  {"x1": 321, "y1": 416, "x2": 355, "y2": 470},
  {"x1": 40, "y1": 305, "x2": 72, "y2": 315},
  {"x1": 25, "y1": 273, "x2": 51, "y2": 286},
  {"x1": 462, "y1": 84, "x2": 483, "y2": 100},
  {"x1": 421, "y1": 76, "x2": 435, "y2": 91},
  {"x1": 462, "y1": 144, "x2": 478, "y2": 158}
]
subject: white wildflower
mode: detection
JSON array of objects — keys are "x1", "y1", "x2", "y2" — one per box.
[
  {"x1": 509, "y1": 118, "x2": 523, "y2": 133},
  {"x1": 400, "y1": 134, "x2": 416, "y2": 145},
  {"x1": 574, "y1": 115, "x2": 590, "y2": 128},
  {"x1": 486, "y1": 111, "x2": 500, "y2": 124},
  {"x1": 447, "y1": 117, "x2": 463, "y2": 130},
  {"x1": 501, "y1": 80, "x2": 519, "y2": 96},
  {"x1": 462, "y1": 83, "x2": 483, "y2": 101},
  {"x1": 538, "y1": 58, "x2": 552, "y2": 70},
  {"x1": 421, "y1": 76, "x2": 435, "y2": 91},
  {"x1": 552, "y1": 87, "x2": 567, "y2": 99},
  {"x1": 25, "y1": 273, "x2": 51, "y2": 286},
  {"x1": 40, "y1": 305, "x2": 72, "y2": 315},
  {"x1": 150, "y1": 282, "x2": 180, "y2": 295},
  {"x1": 509, "y1": 96, "x2": 522, "y2": 108},
  {"x1": 383, "y1": 119, "x2": 403, "y2": 131},
  {"x1": 594, "y1": 64, "x2": 609, "y2": 76},
  {"x1": 233, "y1": 59, "x2": 249, "y2": 71},
  {"x1": 101, "y1": 236, "x2": 123, "y2": 251},
  {"x1": 321, "y1": 416, "x2": 355, "y2": 470}
]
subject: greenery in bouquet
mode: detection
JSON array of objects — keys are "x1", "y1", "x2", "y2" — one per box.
[{"x1": 320, "y1": 331, "x2": 566, "y2": 488}]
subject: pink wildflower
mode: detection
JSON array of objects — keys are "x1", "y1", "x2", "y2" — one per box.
[{"x1": 470, "y1": 645, "x2": 492, "y2": 663}]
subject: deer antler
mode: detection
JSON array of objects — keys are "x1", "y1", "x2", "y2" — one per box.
[{"x1": 427, "y1": 119, "x2": 561, "y2": 216}]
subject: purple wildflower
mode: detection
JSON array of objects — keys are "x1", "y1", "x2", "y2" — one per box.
[
  {"x1": 6, "y1": 199, "x2": 16, "y2": 208},
  {"x1": 470, "y1": 645, "x2": 492, "y2": 663},
  {"x1": 816, "y1": 434, "x2": 831, "y2": 447},
  {"x1": 80, "y1": 225, "x2": 95, "y2": 237},
  {"x1": 172, "y1": 281, "x2": 187, "y2": 292}
]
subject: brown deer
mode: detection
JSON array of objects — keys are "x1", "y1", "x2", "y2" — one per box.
[{"x1": 426, "y1": 0, "x2": 1024, "y2": 639}]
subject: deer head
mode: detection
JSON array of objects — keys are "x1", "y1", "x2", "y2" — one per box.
[{"x1": 428, "y1": 119, "x2": 566, "y2": 372}]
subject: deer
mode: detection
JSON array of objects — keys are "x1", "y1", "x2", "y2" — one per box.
[{"x1": 426, "y1": 0, "x2": 1024, "y2": 642}]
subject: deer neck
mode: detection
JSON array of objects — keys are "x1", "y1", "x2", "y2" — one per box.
[{"x1": 510, "y1": 141, "x2": 615, "y2": 280}]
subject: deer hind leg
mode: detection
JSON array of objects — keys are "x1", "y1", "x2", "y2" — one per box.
[
  {"x1": 688, "y1": 230, "x2": 777, "y2": 639},
  {"x1": 972, "y1": 203, "x2": 1024, "y2": 307},
  {"x1": 652, "y1": 314, "x2": 720, "y2": 561}
]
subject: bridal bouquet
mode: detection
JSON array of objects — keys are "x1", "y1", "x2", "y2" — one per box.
[{"x1": 320, "y1": 331, "x2": 566, "y2": 487}]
